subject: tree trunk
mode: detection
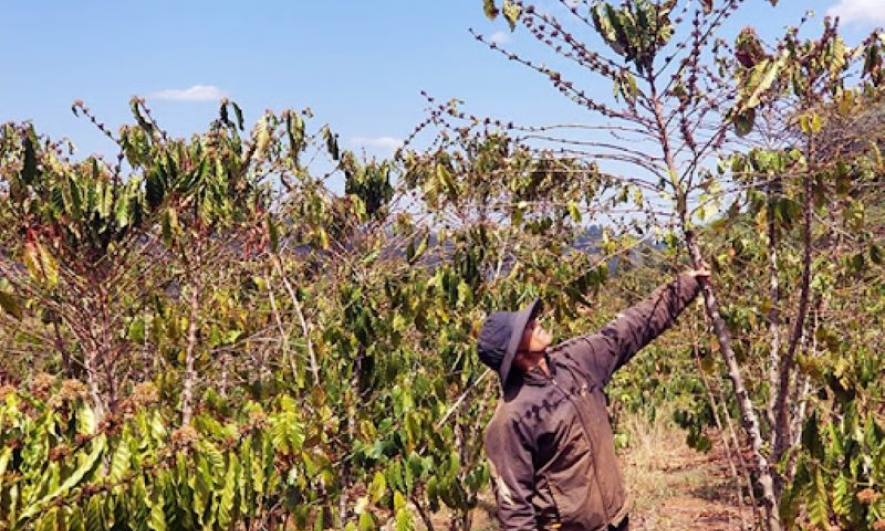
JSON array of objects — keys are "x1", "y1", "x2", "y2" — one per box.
[
  {"x1": 685, "y1": 231, "x2": 781, "y2": 531},
  {"x1": 411, "y1": 494, "x2": 436, "y2": 531},
  {"x1": 765, "y1": 179, "x2": 786, "y2": 498},
  {"x1": 85, "y1": 343, "x2": 106, "y2": 421},
  {"x1": 766, "y1": 179, "x2": 781, "y2": 453},
  {"x1": 338, "y1": 355, "x2": 360, "y2": 527},
  {"x1": 693, "y1": 341, "x2": 748, "y2": 530},
  {"x1": 773, "y1": 173, "x2": 814, "y2": 464},
  {"x1": 182, "y1": 281, "x2": 201, "y2": 426},
  {"x1": 98, "y1": 284, "x2": 119, "y2": 413},
  {"x1": 273, "y1": 256, "x2": 320, "y2": 386},
  {"x1": 51, "y1": 320, "x2": 74, "y2": 379},
  {"x1": 266, "y1": 272, "x2": 300, "y2": 384}
]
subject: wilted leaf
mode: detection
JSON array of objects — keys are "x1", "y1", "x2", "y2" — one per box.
[
  {"x1": 22, "y1": 127, "x2": 40, "y2": 185},
  {"x1": 734, "y1": 108, "x2": 756, "y2": 137},
  {"x1": 502, "y1": 0, "x2": 521, "y2": 31},
  {"x1": 24, "y1": 241, "x2": 60, "y2": 290},
  {"x1": 483, "y1": 0, "x2": 499, "y2": 20},
  {"x1": 268, "y1": 215, "x2": 280, "y2": 253},
  {"x1": 322, "y1": 125, "x2": 340, "y2": 161}
]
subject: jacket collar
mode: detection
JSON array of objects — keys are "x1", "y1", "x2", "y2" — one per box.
[
  {"x1": 501, "y1": 353, "x2": 556, "y2": 401},
  {"x1": 519, "y1": 353, "x2": 556, "y2": 387}
]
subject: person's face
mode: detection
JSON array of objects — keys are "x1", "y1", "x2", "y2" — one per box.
[
  {"x1": 518, "y1": 318, "x2": 552, "y2": 355},
  {"x1": 512, "y1": 319, "x2": 553, "y2": 373}
]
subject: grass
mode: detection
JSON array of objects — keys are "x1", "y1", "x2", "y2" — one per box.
[
  {"x1": 620, "y1": 407, "x2": 710, "y2": 516},
  {"x1": 620, "y1": 407, "x2": 747, "y2": 530}
]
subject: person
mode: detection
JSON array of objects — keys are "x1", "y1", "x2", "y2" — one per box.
[{"x1": 477, "y1": 266, "x2": 711, "y2": 531}]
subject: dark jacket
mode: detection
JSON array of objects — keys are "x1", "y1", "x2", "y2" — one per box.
[{"x1": 483, "y1": 274, "x2": 702, "y2": 531}]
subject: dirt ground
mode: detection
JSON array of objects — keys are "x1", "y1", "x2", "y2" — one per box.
[
  {"x1": 622, "y1": 425, "x2": 751, "y2": 530},
  {"x1": 463, "y1": 412, "x2": 752, "y2": 531}
]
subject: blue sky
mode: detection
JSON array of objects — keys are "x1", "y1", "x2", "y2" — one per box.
[{"x1": 1, "y1": 0, "x2": 882, "y2": 164}]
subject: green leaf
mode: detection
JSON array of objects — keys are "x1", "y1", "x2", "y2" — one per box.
[
  {"x1": 131, "y1": 98, "x2": 156, "y2": 135},
  {"x1": 369, "y1": 471, "x2": 387, "y2": 503},
  {"x1": 147, "y1": 491, "x2": 166, "y2": 531},
  {"x1": 779, "y1": 460, "x2": 805, "y2": 525},
  {"x1": 0, "y1": 446, "x2": 12, "y2": 479},
  {"x1": 286, "y1": 111, "x2": 306, "y2": 164},
  {"x1": 837, "y1": 88, "x2": 855, "y2": 116},
  {"x1": 217, "y1": 455, "x2": 238, "y2": 528},
  {"x1": 870, "y1": 243, "x2": 883, "y2": 265},
  {"x1": 617, "y1": 72, "x2": 639, "y2": 103},
  {"x1": 359, "y1": 511, "x2": 376, "y2": 531},
  {"x1": 232, "y1": 101, "x2": 245, "y2": 130},
  {"x1": 456, "y1": 281, "x2": 473, "y2": 308},
  {"x1": 802, "y1": 411, "x2": 824, "y2": 461},
  {"x1": 394, "y1": 491, "x2": 412, "y2": 531},
  {"x1": 109, "y1": 441, "x2": 131, "y2": 483},
  {"x1": 808, "y1": 468, "x2": 830, "y2": 529},
  {"x1": 567, "y1": 201, "x2": 582, "y2": 223},
  {"x1": 799, "y1": 112, "x2": 823, "y2": 135},
  {"x1": 114, "y1": 193, "x2": 131, "y2": 228},
  {"x1": 161, "y1": 207, "x2": 178, "y2": 246},
  {"x1": 99, "y1": 180, "x2": 113, "y2": 219},
  {"x1": 407, "y1": 233, "x2": 429, "y2": 265},
  {"x1": 0, "y1": 290, "x2": 23, "y2": 320},
  {"x1": 17, "y1": 436, "x2": 106, "y2": 524},
  {"x1": 831, "y1": 474, "x2": 851, "y2": 517},
  {"x1": 77, "y1": 404, "x2": 97, "y2": 435},
  {"x1": 146, "y1": 167, "x2": 166, "y2": 208},
  {"x1": 190, "y1": 457, "x2": 213, "y2": 527},
  {"x1": 36, "y1": 508, "x2": 60, "y2": 531},
  {"x1": 740, "y1": 57, "x2": 782, "y2": 111},
  {"x1": 86, "y1": 496, "x2": 104, "y2": 531},
  {"x1": 150, "y1": 410, "x2": 167, "y2": 441},
  {"x1": 591, "y1": 3, "x2": 626, "y2": 57}
]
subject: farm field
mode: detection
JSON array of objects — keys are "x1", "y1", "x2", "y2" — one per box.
[{"x1": 1, "y1": 1, "x2": 884, "y2": 530}]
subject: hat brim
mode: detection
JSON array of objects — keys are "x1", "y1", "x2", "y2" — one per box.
[{"x1": 498, "y1": 298, "x2": 542, "y2": 389}]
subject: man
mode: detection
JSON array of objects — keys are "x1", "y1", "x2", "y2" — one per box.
[{"x1": 477, "y1": 267, "x2": 710, "y2": 531}]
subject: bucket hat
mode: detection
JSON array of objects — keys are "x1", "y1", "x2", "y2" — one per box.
[{"x1": 477, "y1": 298, "x2": 542, "y2": 389}]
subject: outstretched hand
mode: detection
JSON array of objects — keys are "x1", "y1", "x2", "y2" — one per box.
[{"x1": 687, "y1": 262, "x2": 711, "y2": 280}]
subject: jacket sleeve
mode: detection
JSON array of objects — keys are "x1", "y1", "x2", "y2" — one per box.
[
  {"x1": 564, "y1": 273, "x2": 701, "y2": 386},
  {"x1": 484, "y1": 416, "x2": 537, "y2": 531}
]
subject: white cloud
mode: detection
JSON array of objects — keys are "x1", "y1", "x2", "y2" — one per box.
[
  {"x1": 152, "y1": 85, "x2": 226, "y2": 102},
  {"x1": 827, "y1": 0, "x2": 885, "y2": 26},
  {"x1": 490, "y1": 30, "x2": 512, "y2": 45},
  {"x1": 350, "y1": 136, "x2": 403, "y2": 153}
]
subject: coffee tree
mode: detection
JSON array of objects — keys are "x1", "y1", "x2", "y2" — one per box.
[
  {"x1": 1, "y1": 1, "x2": 884, "y2": 528},
  {"x1": 0, "y1": 96, "x2": 623, "y2": 529},
  {"x1": 471, "y1": 1, "x2": 885, "y2": 529}
]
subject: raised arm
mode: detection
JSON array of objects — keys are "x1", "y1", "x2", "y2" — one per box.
[{"x1": 560, "y1": 272, "x2": 704, "y2": 386}]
